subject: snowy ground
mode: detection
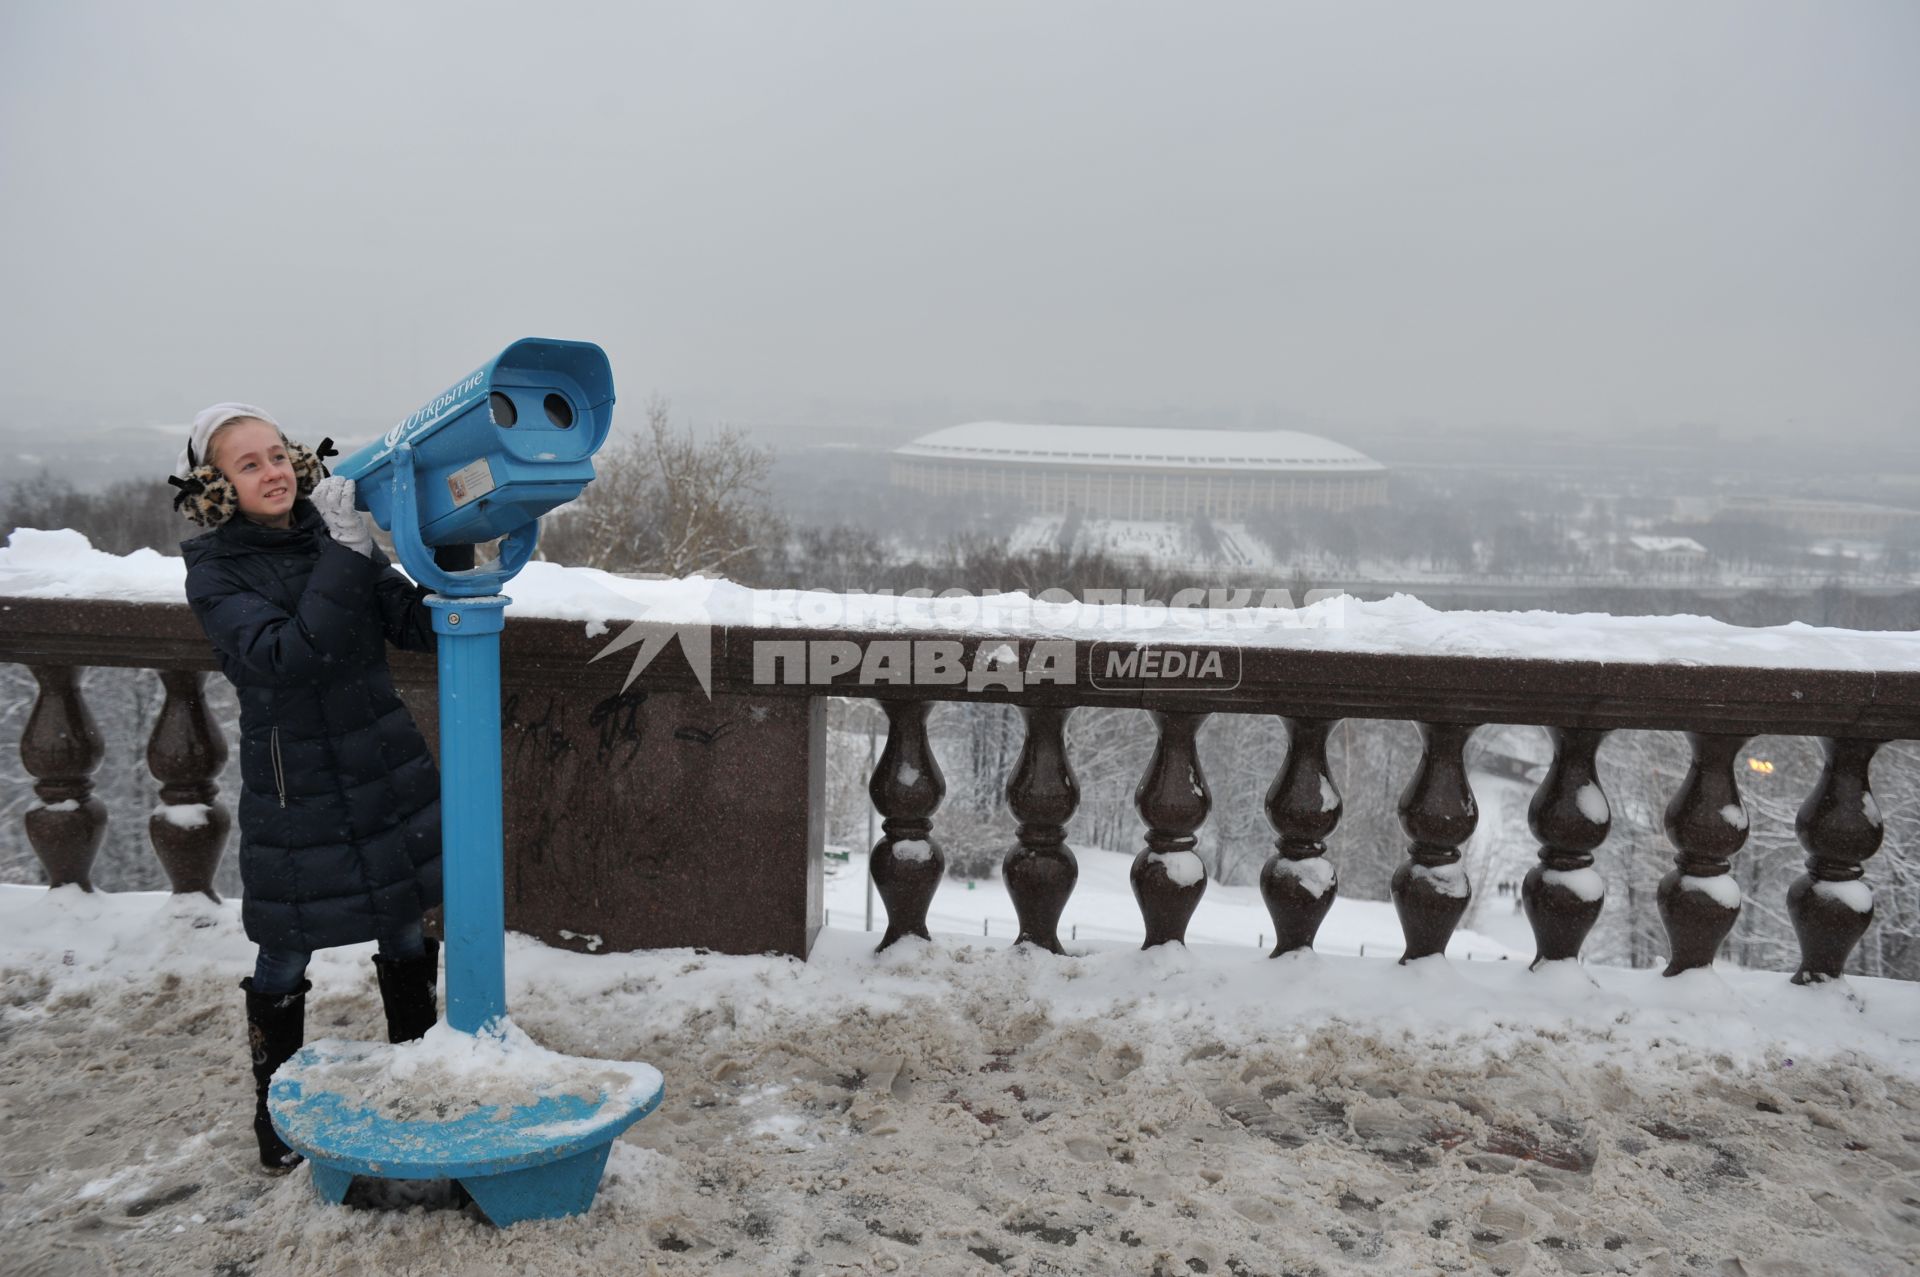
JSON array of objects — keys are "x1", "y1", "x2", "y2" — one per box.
[
  {"x1": 5, "y1": 884, "x2": 1919, "y2": 1277},
  {"x1": 7, "y1": 530, "x2": 1920, "y2": 1272}
]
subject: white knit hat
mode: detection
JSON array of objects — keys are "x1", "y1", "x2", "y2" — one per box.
[{"x1": 174, "y1": 403, "x2": 282, "y2": 478}]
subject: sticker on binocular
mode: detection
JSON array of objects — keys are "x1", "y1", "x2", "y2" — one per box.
[{"x1": 448, "y1": 457, "x2": 497, "y2": 507}]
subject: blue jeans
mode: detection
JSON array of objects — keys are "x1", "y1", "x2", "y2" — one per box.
[{"x1": 252, "y1": 918, "x2": 427, "y2": 995}]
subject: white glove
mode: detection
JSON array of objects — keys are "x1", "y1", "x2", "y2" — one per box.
[{"x1": 310, "y1": 476, "x2": 374, "y2": 558}]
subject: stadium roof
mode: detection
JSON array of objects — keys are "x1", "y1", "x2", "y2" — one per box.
[{"x1": 895, "y1": 422, "x2": 1385, "y2": 473}]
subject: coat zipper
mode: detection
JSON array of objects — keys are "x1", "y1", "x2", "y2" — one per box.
[{"x1": 270, "y1": 726, "x2": 287, "y2": 808}]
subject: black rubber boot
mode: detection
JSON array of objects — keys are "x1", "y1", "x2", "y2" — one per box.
[
  {"x1": 240, "y1": 976, "x2": 309, "y2": 1174},
  {"x1": 372, "y1": 937, "x2": 440, "y2": 1044}
]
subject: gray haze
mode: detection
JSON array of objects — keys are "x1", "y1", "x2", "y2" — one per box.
[{"x1": 2, "y1": 0, "x2": 1916, "y2": 464}]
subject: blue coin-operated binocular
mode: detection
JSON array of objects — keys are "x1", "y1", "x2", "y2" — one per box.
[
  {"x1": 332, "y1": 337, "x2": 614, "y2": 596},
  {"x1": 272, "y1": 340, "x2": 661, "y2": 1226}
]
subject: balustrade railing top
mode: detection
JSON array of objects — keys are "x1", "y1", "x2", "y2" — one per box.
[{"x1": 3, "y1": 593, "x2": 1916, "y2": 737}]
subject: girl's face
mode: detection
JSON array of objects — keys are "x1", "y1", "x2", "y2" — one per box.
[{"x1": 213, "y1": 418, "x2": 297, "y2": 528}]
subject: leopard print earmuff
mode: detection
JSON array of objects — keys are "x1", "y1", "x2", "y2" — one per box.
[
  {"x1": 288, "y1": 437, "x2": 336, "y2": 496},
  {"x1": 168, "y1": 433, "x2": 339, "y2": 528}
]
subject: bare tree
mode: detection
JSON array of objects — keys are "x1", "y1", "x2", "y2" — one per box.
[
  {"x1": 540, "y1": 397, "x2": 785, "y2": 580},
  {"x1": 2, "y1": 474, "x2": 183, "y2": 557}
]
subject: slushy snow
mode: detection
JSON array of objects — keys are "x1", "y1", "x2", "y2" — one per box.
[{"x1": 2, "y1": 883, "x2": 1917, "y2": 1277}]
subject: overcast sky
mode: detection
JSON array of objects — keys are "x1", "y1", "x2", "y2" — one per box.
[{"x1": 1, "y1": 0, "x2": 1915, "y2": 453}]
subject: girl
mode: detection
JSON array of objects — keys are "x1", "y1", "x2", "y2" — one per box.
[{"x1": 172, "y1": 403, "x2": 444, "y2": 1173}]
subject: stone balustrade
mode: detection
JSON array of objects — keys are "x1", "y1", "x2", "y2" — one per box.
[{"x1": 3, "y1": 593, "x2": 1915, "y2": 984}]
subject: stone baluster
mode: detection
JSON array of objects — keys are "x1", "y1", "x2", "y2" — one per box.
[
  {"x1": 1656, "y1": 732, "x2": 1749, "y2": 976},
  {"x1": 21, "y1": 665, "x2": 107, "y2": 890},
  {"x1": 1788, "y1": 738, "x2": 1884, "y2": 984},
  {"x1": 1004, "y1": 705, "x2": 1079, "y2": 953},
  {"x1": 1130, "y1": 710, "x2": 1211, "y2": 948},
  {"x1": 1258, "y1": 717, "x2": 1342, "y2": 955},
  {"x1": 1521, "y1": 727, "x2": 1611, "y2": 967},
  {"x1": 146, "y1": 670, "x2": 231, "y2": 900},
  {"x1": 1391, "y1": 721, "x2": 1479, "y2": 962},
  {"x1": 868, "y1": 699, "x2": 946, "y2": 951}
]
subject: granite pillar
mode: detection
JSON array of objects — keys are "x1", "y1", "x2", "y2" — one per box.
[{"x1": 403, "y1": 682, "x2": 824, "y2": 959}]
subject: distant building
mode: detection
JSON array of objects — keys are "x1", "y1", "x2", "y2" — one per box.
[
  {"x1": 1716, "y1": 496, "x2": 1920, "y2": 539},
  {"x1": 1626, "y1": 534, "x2": 1710, "y2": 573},
  {"x1": 890, "y1": 422, "x2": 1388, "y2": 519}
]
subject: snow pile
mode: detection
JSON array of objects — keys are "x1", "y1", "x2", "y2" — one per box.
[
  {"x1": 6, "y1": 527, "x2": 1919, "y2": 670},
  {"x1": 4, "y1": 884, "x2": 1918, "y2": 1276},
  {"x1": 0, "y1": 527, "x2": 184, "y2": 600},
  {"x1": 284, "y1": 1019, "x2": 661, "y2": 1126}
]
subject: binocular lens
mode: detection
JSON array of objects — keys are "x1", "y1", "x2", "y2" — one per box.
[
  {"x1": 489, "y1": 392, "x2": 518, "y2": 427},
  {"x1": 544, "y1": 394, "x2": 575, "y2": 429}
]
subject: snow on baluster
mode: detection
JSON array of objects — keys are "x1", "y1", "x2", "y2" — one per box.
[
  {"x1": 1004, "y1": 704, "x2": 1079, "y2": 954},
  {"x1": 1259, "y1": 716, "x2": 1343, "y2": 956},
  {"x1": 1656, "y1": 733, "x2": 1749, "y2": 977},
  {"x1": 1391, "y1": 722, "x2": 1480, "y2": 963},
  {"x1": 868, "y1": 699, "x2": 946, "y2": 952},
  {"x1": 1522, "y1": 726, "x2": 1611, "y2": 968},
  {"x1": 1129, "y1": 710, "x2": 1210, "y2": 948},
  {"x1": 1788, "y1": 737, "x2": 1885, "y2": 985}
]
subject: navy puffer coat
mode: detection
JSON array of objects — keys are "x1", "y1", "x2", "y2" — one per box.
[{"x1": 182, "y1": 499, "x2": 443, "y2": 951}]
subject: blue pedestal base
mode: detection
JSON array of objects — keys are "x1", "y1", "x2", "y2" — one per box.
[{"x1": 269, "y1": 1040, "x2": 664, "y2": 1227}]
